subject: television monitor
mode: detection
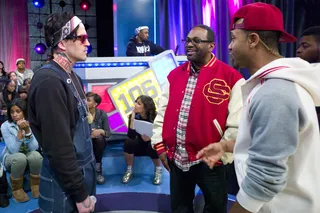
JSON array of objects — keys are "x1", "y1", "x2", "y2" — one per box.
[{"x1": 148, "y1": 50, "x2": 179, "y2": 88}]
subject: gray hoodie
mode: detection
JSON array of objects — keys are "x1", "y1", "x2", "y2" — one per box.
[{"x1": 234, "y1": 58, "x2": 320, "y2": 213}]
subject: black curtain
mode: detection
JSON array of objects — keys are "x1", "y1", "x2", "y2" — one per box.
[{"x1": 96, "y1": 0, "x2": 114, "y2": 56}]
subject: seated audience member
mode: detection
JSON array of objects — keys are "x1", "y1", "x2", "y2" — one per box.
[
  {"x1": 18, "y1": 87, "x2": 28, "y2": 101},
  {"x1": 22, "y1": 78, "x2": 31, "y2": 92},
  {"x1": 14, "y1": 59, "x2": 33, "y2": 86},
  {"x1": 1, "y1": 98, "x2": 42, "y2": 202},
  {"x1": 0, "y1": 61, "x2": 7, "y2": 91},
  {"x1": 86, "y1": 92, "x2": 111, "y2": 184},
  {"x1": 8, "y1": 72, "x2": 20, "y2": 89},
  {"x1": 0, "y1": 164, "x2": 9, "y2": 208},
  {"x1": 122, "y1": 95, "x2": 162, "y2": 185},
  {"x1": 0, "y1": 80, "x2": 18, "y2": 122},
  {"x1": 126, "y1": 26, "x2": 165, "y2": 56}
]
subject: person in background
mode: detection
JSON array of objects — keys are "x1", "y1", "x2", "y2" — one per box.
[
  {"x1": 22, "y1": 78, "x2": 31, "y2": 92},
  {"x1": 197, "y1": 3, "x2": 320, "y2": 213},
  {"x1": 0, "y1": 61, "x2": 6, "y2": 77},
  {"x1": 1, "y1": 98, "x2": 42, "y2": 203},
  {"x1": 18, "y1": 87, "x2": 28, "y2": 101},
  {"x1": 8, "y1": 72, "x2": 20, "y2": 91},
  {"x1": 86, "y1": 92, "x2": 111, "y2": 185},
  {"x1": 0, "y1": 61, "x2": 7, "y2": 91},
  {"x1": 296, "y1": 26, "x2": 320, "y2": 126},
  {"x1": 14, "y1": 59, "x2": 33, "y2": 86},
  {"x1": 126, "y1": 26, "x2": 165, "y2": 56},
  {"x1": 122, "y1": 95, "x2": 162, "y2": 185},
  {"x1": 297, "y1": 26, "x2": 320, "y2": 63},
  {"x1": 0, "y1": 80, "x2": 18, "y2": 122}
]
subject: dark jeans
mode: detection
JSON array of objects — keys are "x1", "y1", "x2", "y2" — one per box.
[
  {"x1": 169, "y1": 161, "x2": 227, "y2": 213},
  {"x1": 92, "y1": 136, "x2": 106, "y2": 163},
  {"x1": 0, "y1": 171, "x2": 8, "y2": 195},
  {"x1": 123, "y1": 139, "x2": 159, "y2": 159}
]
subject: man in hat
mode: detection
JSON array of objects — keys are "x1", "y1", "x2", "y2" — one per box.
[
  {"x1": 15, "y1": 58, "x2": 33, "y2": 86},
  {"x1": 197, "y1": 2, "x2": 320, "y2": 213},
  {"x1": 126, "y1": 26, "x2": 165, "y2": 56}
]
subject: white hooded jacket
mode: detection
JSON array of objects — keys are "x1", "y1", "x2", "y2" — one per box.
[{"x1": 234, "y1": 58, "x2": 320, "y2": 213}]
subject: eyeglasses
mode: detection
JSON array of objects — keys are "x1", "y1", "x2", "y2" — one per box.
[
  {"x1": 67, "y1": 34, "x2": 89, "y2": 44},
  {"x1": 182, "y1": 37, "x2": 213, "y2": 45}
]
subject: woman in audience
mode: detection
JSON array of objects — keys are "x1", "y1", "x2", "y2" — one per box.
[
  {"x1": 1, "y1": 98, "x2": 42, "y2": 202},
  {"x1": 0, "y1": 80, "x2": 17, "y2": 122},
  {"x1": 0, "y1": 61, "x2": 7, "y2": 91},
  {"x1": 122, "y1": 95, "x2": 162, "y2": 185},
  {"x1": 8, "y1": 72, "x2": 20, "y2": 92},
  {"x1": 22, "y1": 78, "x2": 31, "y2": 92},
  {"x1": 18, "y1": 86, "x2": 28, "y2": 101},
  {"x1": 86, "y1": 92, "x2": 111, "y2": 184}
]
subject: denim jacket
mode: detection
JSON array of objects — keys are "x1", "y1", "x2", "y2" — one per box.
[
  {"x1": 91, "y1": 108, "x2": 111, "y2": 138},
  {"x1": 0, "y1": 120, "x2": 39, "y2": 164}
]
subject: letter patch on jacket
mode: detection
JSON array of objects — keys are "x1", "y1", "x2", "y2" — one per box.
[{"x1": 202, "y1": 79, "x2": 230, "y2": 104}]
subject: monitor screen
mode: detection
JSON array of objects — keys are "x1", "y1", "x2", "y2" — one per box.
[{"x1": 149, "y1": 51, "x2": 178, "y2": 87}]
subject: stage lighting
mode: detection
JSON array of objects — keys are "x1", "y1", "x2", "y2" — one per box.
[
  {"x1": 32, "y1": 0, "x2": 45, "y2": 8},
  {"x1": 34, "y1": 43, "x2": 47, "y2": 55},
  {"x1": 58, "y1": 0, "x2": 66, "y2": 8},
  {"x1": 87, "y1": 44, "x2": 92, "y2": 54},
  {"x1": 80, "y1": 0, "x2": 92, "y2": 11}
]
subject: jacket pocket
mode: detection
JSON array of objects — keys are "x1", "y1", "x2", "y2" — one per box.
[{"x1": 213, "y1": 119, "x2": 223, "y2": 137}]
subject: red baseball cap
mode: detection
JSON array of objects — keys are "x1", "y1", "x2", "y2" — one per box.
[{"x1": 231, "y1": 2, "x2": 296, "y2": 43}]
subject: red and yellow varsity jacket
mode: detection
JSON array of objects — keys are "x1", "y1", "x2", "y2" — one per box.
[{"x1": 151, "y1": 55, "x2": 245, "y2": 163}]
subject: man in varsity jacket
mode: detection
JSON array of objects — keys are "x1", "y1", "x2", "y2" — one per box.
[{"x1": 151, "y1": 24, "x2": 245, "y2": 213}]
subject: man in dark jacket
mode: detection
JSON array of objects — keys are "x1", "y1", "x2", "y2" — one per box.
[
  {"x1": 296, "y1": 26, "x2": 320, "y2": 126},
  {"x1": 126, "y1": 26, "x2": 165, "y2": 56},
  {"x1": 28, "y1": 12, "x2": 95, "y2": 213}
]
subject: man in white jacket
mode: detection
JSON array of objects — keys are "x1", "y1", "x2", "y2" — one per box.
[{"x1": 197, "y1": 2, "x2": 320, "y2": 213}]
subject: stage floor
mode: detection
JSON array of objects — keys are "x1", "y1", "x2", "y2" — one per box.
[{"x1": 0, "y1": 142, "x2": 235, "y2": 213}]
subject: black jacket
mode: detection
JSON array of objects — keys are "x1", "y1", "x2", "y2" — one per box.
[
  {"x1": 28, "y1": 61, "x2": 88, "y2": 202},
  {"x1": 126, "y1": 36, "x2": 165, "y2": 56},
  {"x1": 91, "y1": 108, "x2": 111, "y2": 139}
]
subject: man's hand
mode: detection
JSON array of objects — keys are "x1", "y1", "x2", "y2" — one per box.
[
  {"x1": 229, "y1": 201, "x2": 251, "y2": 213},
  {"x1": 141, "y1": 134, "x2": 150, "y2": 142},
  {"x1": 76, "y1": 196, "x2": 95, "y2": 213},
  {"x1": 159, "y1": 152, "x2": 170, "y2": 172},
  {"x1": 196, "y1": 142, "x2": 226, "y2": 169}
]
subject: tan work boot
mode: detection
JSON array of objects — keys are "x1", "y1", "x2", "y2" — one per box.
[
  {"x1": 10, "y1": 175, "x2": 29, "y2": 202},
  {"x1": 30, "y1": 174, "x2": 40, "y2": 198}
]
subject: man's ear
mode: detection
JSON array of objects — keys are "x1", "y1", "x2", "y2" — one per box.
[
  {"x1": 57, "y1": 40, "x2": 67, "y2": 51},
  {"x1": 247, "y1": 33, "x2": 260, "y2": 48},
  {"x1": 208, "y1": 42, "x2": 215, "y2": 52}
]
